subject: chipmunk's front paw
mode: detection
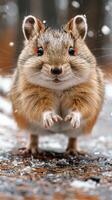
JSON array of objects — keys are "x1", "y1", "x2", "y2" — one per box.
[
  {"x1": 64, "y1": 111, "x2": 81, "y2": 128},
  {"x1": 43, "y1": 111, "x2": 62, "y2": 128}
]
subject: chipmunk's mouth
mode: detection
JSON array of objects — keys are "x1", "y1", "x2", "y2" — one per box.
[{"x1": 53, "y1": 78, "x2": 61, "y2": 83}]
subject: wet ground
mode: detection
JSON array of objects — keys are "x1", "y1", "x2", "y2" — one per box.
[{"x1": 0, "y1": 76, "x2": 112, "y2": 200}]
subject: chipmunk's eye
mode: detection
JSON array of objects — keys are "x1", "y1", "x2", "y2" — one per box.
[
  {"x1": 68, "y1": 47, "x2": 78, "y2": 56},
  {"x1": 34, "y1": 47, "x2": 44, "y2": 56}
]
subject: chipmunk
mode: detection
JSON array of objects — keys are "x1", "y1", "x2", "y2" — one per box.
[{"x1": 10, "y1": 15, "x2": 104, "y2": 154}]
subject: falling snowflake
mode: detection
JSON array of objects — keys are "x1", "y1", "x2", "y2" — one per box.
[
  {"x1": 88, "y1": 30, "x2": 94, "y2": 38},
  {"x1": 72, "y1": 1, "x2": 80, "y2": 8},
  {"x1": 43, "y1": 20, "x2": 46, "y2": 24},
  {"x1": 9, "y1": 42, "x2": 14, "y2": 47},
  {"x1": 101, "y1": 25, "x2": 110, "y2": 35},
  {"x1": 105, "y1": 5, "x2": 110, "y2": 11}
]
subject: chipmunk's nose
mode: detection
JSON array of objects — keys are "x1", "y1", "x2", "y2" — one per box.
[{"x1": 51, "y1": 67, "x2": 62, "y2": 75}]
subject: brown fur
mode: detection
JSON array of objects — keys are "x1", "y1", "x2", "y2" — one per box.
[{"x1": 10, "y1": 15, "x2": 104, "y2": 154}]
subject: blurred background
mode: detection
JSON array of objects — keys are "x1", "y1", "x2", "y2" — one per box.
[
  {"x1": 0, "y1": 3, "x2": 112, "y2": 199},
  {"x1": 0, "y1": 0, "x2": 112, "y2": 75}
]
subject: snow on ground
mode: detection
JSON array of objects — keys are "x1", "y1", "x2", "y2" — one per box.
[
  {"x1": 0, "y1": 96, "x2": 12, "y2": 114},
  {"x1": 0, "y1": 76, "x2": 12, "y2": 93},
  {"x1": 71, "y1": 179, "x2": 96, "y2": 190},
  {"x1": 105, "y1": 82, "x2": 112, "y2": 97}
]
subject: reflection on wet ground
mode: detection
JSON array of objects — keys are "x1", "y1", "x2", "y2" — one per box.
[{"x1": 0, "y1": 76, "x2": 112, "y2": 200}]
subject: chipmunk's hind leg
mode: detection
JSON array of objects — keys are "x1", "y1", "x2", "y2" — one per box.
[
  {"x1": 66, "y1": 138, "x2": 77, "y2": 154},
  {"x1": 19, "y1": 134, "x2": 38, "y2": 156},
  {"x1": 27, "y1": 134, "x2": 38, "y2": 155}
]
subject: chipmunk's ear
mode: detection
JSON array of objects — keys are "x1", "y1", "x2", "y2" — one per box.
[
  {"x1": 22, "y1": 15, "x2": 45, "y2": 41},
  {"x1": 65, "y1": 15, "x2": 88, "y2": 40}
]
